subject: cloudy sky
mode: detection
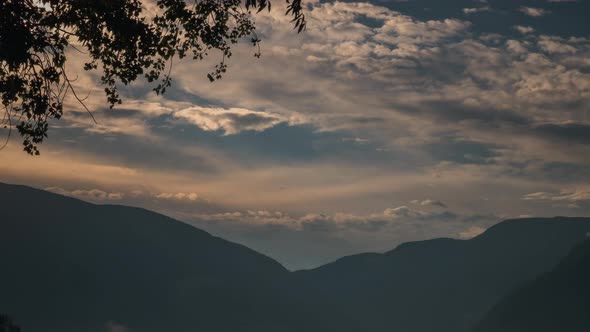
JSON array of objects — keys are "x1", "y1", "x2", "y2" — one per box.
[{"x1": 2, "y1": 0, "x2": 590, "y2": 270}]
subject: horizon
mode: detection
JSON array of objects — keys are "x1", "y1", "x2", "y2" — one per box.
[
  {"x1": 2, "y1": 0, "x2": 590, "y2": 270},
  {"x1": 1, "y1": 180, "x2": 588, "y2": 271}
]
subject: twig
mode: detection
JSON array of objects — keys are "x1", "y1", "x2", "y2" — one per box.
[
  {"x1": 62, "y1": 68, "x2": 98, "y2": 124},
  {"x1": 0, "y1": 106, "x2": 13, "y2": 152}
]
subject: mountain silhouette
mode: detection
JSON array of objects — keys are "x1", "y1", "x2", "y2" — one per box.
[
  {"x1": 474, "y1": 238, "x2": 590, "y2": 332},
  {"x1": 1, "y1": 183, "x2": 589, "y2": 332},
  {"x1": 292, "y1": 217, "x2": 590, "y2": 332},
  {"x1": 0, "y1": 183, "x2": 300, "y2": 332}
]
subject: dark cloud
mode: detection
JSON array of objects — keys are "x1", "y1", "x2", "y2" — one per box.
[
  {"x1": 423, "y1": 136, "x2": 500, "y2": 165},
  {"x1": 533, "y1": 123, "x2": 590, "y2": 145},
  {"x1": 421, "y1": 210, "x2": 460, "y2": 222},
  {"x1": 416, "y1": 101, "x2": 531, "y2": 127},
  {"x1": 356, "y1": 0, "x2": 590, "y2": 37}
]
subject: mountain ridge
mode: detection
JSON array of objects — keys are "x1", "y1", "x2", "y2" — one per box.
[
  {"x1": 0, "y1": 182, "x2": 294, "y2": 332},
  {"x1": 292, "y1": 216, "x2": 590, "y2": 332},
  {"x1": 1, "y1": 182, "x2": 589, "y2": 332}
]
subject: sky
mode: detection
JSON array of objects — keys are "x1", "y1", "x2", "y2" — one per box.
[{"x1": 2, "y1": 0, "x2": 590, "y2": 270}]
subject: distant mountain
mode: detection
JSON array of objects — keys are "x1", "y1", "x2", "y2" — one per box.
[
  {"x1": 0, "y1": 183, "x2": 301, "y2": 332},
  {"x1": 294, "y1": 217, "x2": 590, "y2": 332},
  {"x1": 1, "y1": 183, "x2": 589, "y2": 332},
  {"x1": 474, "y1": 239, "x2": 590, "y2": 332}
]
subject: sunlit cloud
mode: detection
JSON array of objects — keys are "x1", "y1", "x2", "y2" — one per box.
[
  {"x1": 514, "y1": 25, "x2": 534, "y2": 34},
  {"x1": 46, "y1": 187, "x2": 124, "y2": 201},
  {"x1": 412, "y1": 199, "x2": 448, "y2": 208},
  {"x1": 173, "y1": 106, "x2": 287, "y2": 135},
  {"x1": 519, "y1": 6, "x2": 551, "y2": 17},
  {"x1": 155, "y1": 192, "x2": 200, "y2": 201},
  {"x1": 463, "y1": 6, "x2": 491, "y2": 15},
  {"x1": 523, "y1": 189, "x2": 590, "y2": 203}
]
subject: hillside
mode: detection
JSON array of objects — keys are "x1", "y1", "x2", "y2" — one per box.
[
  {"x1": 1, "y1": 183, "x2": 589, "y2": 332},
  {"x1": 474, "y1": 239, "x2": 590, "y2": 332},
  {"x1": 294, "y1": 217, "x2": 590, "y2": 332},
  {"x1": 0, "y1": 183, "x2": 300, "y2": 332}
]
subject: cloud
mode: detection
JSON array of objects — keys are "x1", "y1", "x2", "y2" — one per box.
[
  {"x1": 197, "y1": 204, "x2": 473, "y2": 233},
  {"x1": 39, "y1": 1, "x2": 590, "y2": 174},
  {"x1": 463, "y1": 7, "x2": 491, "y2": 15},
  {"x1": 4, "y1": 0, "x2": 590, "y2": 269},
  {"x1": 537, "y1": 35, "x2": 578, "y2": 54},
  {"x1": 514, "y1": 25, "x2": 534, "y2": 34},
  {"x1": 519, "y1": 6, "x2": 551, "y2": 17},
  {"x1": 342, "y1": 137, "x2": 370, "y2": 144},
  {"x1": 412, "y1": 199, "x2": 448, "y2": 208},
  {"x1": 532, "y1": 123, "x2": 590, "y2": 145},
  {"x1": 383, "y1": 206, "x2": 422, "y2": 218},
  {"x1": 505, "y1": 40, "x2": 529, "y2": 54},
  {"x1": 173, "y1": 106, "x2": 287, "y2": 135},
  {"x1": 41, "y1": 182, "x2": 217, "y2": 213},
  {"x1": 523, "y1": 189, "x2": 590, "y2": 203},
  {"x1": 187, "y1": 205, "x2": 500, "y2": 269},
  {"x1": 155, "y1": 192, "x2": 200, "y2": 201},
  {"x1": 46, "y1": 187, "x2": 124, "y2": 201},
  {"x1": 457, "y1": 226, "x2": 487, "y2": 239}
]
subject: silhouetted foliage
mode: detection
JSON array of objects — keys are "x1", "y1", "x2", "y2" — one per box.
[
  {"x1": 0, "y1": 0, "x2": 306, "y2": 154},
  {"x1": 0, "y1": 314, "x2": 21, "y2": 332}
]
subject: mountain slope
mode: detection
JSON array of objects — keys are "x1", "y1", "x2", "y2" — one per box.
[
  {"x1": 1, "y1": 183, "x2": 590, "y2": 332},
  {"x1": 474, "y1": 239, "x2": 590, "y2": 332},
  {"x1": 293, "y1": 217, "x2": 590, "y2": 332},
  {"x1": 0, "y1": 183, "x2": 299, "y2": 332}
]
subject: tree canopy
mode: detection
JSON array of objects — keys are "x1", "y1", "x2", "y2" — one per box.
[{"x1": 0, "y1": 0, "x2": 305, "y2": 154}]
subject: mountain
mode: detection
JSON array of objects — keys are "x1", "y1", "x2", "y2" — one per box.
[
  {"x1": 1, "y1": 183, "x2": 589, "y2": 332},
  {"x1": 293, "y1": 217, "x2": 590, "y2": 332},
  {"x1": 474, "y1": 239, "x2": 590, "y2": 332},
  {"x1": 0, "y1": 183, "x2": 302, "y2": 332}
]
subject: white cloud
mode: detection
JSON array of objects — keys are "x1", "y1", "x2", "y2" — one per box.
[
  {"x1": 538, "y1": 35, "x2": 578, "y2": 54},
  {"x1": 514, "y1": 25, "x2": 534, "y2": 34},
  {"x1": 383, "y1": 206, "x2": 422, "y2": 218},
  {"x1": 46, "y1": 187, "x2": 124, "y2": 201},
  {"x1": 463, "y1": 6, "x2": 491, "y2": 14},
  {"x1": 413, "y1": 199, "x2": 448, "y2": 208},
  {"x1": 506, "y1": 39, "x2": 529, "y2": 54},
  {"x1": 173, "y1": 106, "x2": 286, "y2": 135},
  {"x1": 199, "y1": 204, "x2": 465, "y2": 232},
  {"x1": 155, "y1": 192, "x2": 200, "y2": 201},
  {"x1": 523, "y1": 189, "x2": 590, "y2": 203},
  {"x1": 519, "y1": 6, "x2": 551, "y2": 17}
]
